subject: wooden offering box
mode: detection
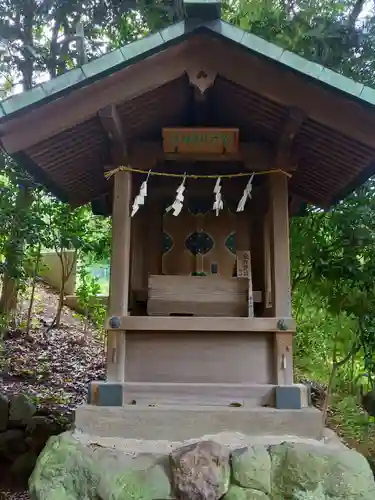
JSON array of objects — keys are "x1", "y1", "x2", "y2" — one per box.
[{"x1": 147, "y1": 275, "x2": 262, "y2": 317}]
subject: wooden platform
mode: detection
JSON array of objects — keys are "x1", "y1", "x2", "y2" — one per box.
[{"x1": 147, "y1": 275, "x2": 261, "y2": 316}]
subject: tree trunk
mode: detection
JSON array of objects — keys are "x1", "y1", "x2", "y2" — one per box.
[
  {"x1": 26, "y1": 243, "x2": 41, "y2": 334},
  {"x1": 50, "y1": 249, "x2": 77, "y2": 329},
  {"x1": 54, "y1": 285, "x2": 65, "y2": 329},
  {"x1": 0, "y1": 187, "x2": 34, "y2": 318}
]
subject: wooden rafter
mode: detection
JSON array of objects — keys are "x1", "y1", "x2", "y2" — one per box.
[
  {"x1": 276, "y1": 108, "x2": 305, "y2": 170},
  {"x1": 98, "y1": 104, "x2": 128, "y2": 164}
]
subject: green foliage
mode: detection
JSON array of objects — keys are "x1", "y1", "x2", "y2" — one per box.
[{"x1": 76, "y1": 261, "x2": 106, "y2": 331}]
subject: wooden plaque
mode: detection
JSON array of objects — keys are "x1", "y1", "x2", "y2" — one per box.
[
  {"x1": 236, "y1": 250, "x2": 254, "y2": 317},
  {"x1": 163, "y1": 127, "x2": 239, "y2": 154}
]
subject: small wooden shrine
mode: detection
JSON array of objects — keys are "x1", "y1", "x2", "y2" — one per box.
[{"x1": 2, "y1": 0, "x2": 375, "y2": 409}]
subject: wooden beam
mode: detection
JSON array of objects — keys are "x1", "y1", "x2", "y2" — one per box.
[
  {"x1": 276, "y1": 108, "x2": 305, "y2": 170},
  {"x1": 128, "y1": 140, "x2": 280, "y2": 171},
  {"x1": 191, "y1": 86, "x2": 210, "y2": 125},
  {"x1": 107, "y1": 315, "x2": 296, "y2": 332},
  {"x1": 98, "y1": 104, "x2": 127, "y2": 159}
]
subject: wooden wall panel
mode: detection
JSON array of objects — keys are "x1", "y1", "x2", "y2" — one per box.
[
  {"x1": 162, "y1": 212, "x2": 196, "y2": 275},
  {"x1": 130, "y1": 209, "x2": 147, "y2": 293},
  {"x1": 125, "y1": 331, "x2": 274, "y2": 384},
  {"x1": 146, "y1": 201, "x2": 163, "y2": 276},
  {"x1": 162, "y1": 207, "x2": 247, "y2": 278},
  {"x1": 201, "y1": 210, "x2": 236, "y2": 276}
]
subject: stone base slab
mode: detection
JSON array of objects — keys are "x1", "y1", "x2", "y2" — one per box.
[{"x1": 75, "y1": 404, "x2": 322, "y2": 441}]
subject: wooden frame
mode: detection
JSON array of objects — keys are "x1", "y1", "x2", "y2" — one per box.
[
  {"x1": 107, "y1": 316, "x2": 296, "y2": 332},
  {"x1": 126, "y1": 140, "x2": 282, "y2": 172}
]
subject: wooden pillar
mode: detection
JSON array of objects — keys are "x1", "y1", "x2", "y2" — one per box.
[
  {"x1": 146, "y1": 201, "x2": 163, "y2": 275},
  {"x1": 269, "y1": 174, "x2": 293, "y2": 385},
  {"x1": 107, "y1": 170, "x2": 132, "y2": 382},
  {"x1": 263, "y1": 211, "x2": 272, "y2": 313}
]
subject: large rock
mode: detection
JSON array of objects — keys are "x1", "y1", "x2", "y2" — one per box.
[
  {"x1": 270, "y1": 441, "x2": 375, "y2": 498},
  {"x1": 26, "y1": 415, "x2": 61, "y2": 454},
  {"x1": 29, "y1": 431, "x2": 172, "y2": 500},
  {"x1": 170, "y1": 440, "x2": 230, "y2": 500},
  {"x1": 0, "y1": 428, "x2": 28, "y2": 460},
  {"x1": 29, "y1": 431, "x2": 375, "y2": 500},
  {"x1": 9, "y1": 394, "x2": 36, "y2": 424},
  {"x1": 231, "y1": 446, "x2": 271, "y2": 494}
]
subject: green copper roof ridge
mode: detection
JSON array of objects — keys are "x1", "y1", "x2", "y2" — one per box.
[{"x1": 1, "y1": 19, "x2": 375, "y2": 119}]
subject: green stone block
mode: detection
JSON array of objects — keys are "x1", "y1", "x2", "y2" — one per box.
[
  {"x1": 231, "y1": 446, "x2": 271, "y2": 494},
  {"x1": 224, "y1": 485, "x2": 269, "y2": 500},
  {"x1": 82, "y1": 49, "x2": 125, "y2": 79},
  {"x1": 269, "y1": 441, "x2": 375, "y2": 499},
  {"x1": 241, "y1": 33, "x2": 283, "y2": 61}
]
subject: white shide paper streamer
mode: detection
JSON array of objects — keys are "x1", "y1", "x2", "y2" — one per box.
[
  {"x1": 213, "y1": 177, "x2": 223, "y2": 216},
  {"x1": 236, "y1": 174, "x2": 254, "y2": 212},
  {"x1": 131, "y1": 170, "x2": 151, "y2": 217},
  {"x1": 166, "y1": 174, "x2": 186, "y2": 216}
]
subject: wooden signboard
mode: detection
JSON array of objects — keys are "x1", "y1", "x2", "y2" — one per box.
[
  {"x1": 163, "y1": 127, "x2": 239, "y2": 154},
  {"x1": 236, "y1": 250, "x2": 254, "y2": 318}
]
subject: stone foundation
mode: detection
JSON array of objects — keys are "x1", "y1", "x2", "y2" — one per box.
[
  {"x1": 29, "y1": 430, "x2": 375, "y2": 499},
  {"x1": 0, "y1": 393, "x2": 65, "y2": 487}
]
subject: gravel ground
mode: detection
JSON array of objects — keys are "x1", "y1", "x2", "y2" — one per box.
[{"x1": 0, "y1": 282, "x2": 105, "y2": 499}]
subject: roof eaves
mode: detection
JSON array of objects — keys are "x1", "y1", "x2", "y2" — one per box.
[
  {"x1": 330, "y1": 158, "x2": 375, "y2": 207},
  {"x1": 205, "y1": 20, "x2": 375, "y2": 110},
  {"x1": 2, "y1": 18, "x2": 375, "y2": 129},
  {"x1": 12, "y1": 151, "x2": 70, "y2": 203},
  {"x1": 0, "y1": 20, "x2": 206, "y2": 121}
]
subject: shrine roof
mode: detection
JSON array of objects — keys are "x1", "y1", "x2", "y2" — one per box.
[{"x1": 1, "y1": 0, "x2": 375, "y2": 210}]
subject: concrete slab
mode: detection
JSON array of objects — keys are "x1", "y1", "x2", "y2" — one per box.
[{"x1": 75, "y1": 404, "x2": 322, "y2": 441}]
